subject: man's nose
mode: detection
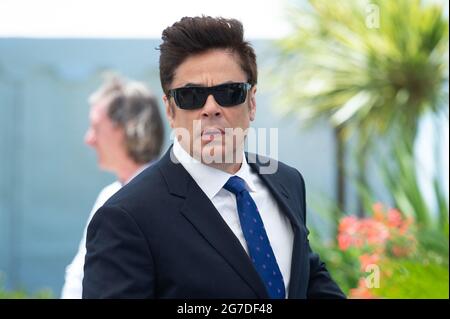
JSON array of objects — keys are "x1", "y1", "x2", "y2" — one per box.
[
  {"x1": 84, "y1": 129, "x2": 95, "y2": 146},
  {"x1": 201, "y1": 94, "x2": 222, "y2": 118}
]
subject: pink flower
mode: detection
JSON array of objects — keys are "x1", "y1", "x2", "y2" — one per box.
[
  {"x1": 372, "y1": 202, "x2": 385, "y2": 222},
  {"x1": 338, "y1": 216, "x2": 359, "y2": 234},
  {"x1": 338, "y1": 234, "x2": 353, "y2": 251},
  {"x1": 387, "y1": 209, "x2": 403, "y2": 229},
  {"x1": 349, "y1": 279, "x2": 376, "y2": 299},
  {"x1": 337, "y1": 216, "x2": 389, "y2": 251},
  {"x1": 340, "y1": 203, "x2": 417, "y2": 297},
  {"x1": 361, "y1": 219, "x2": 389, "y2": 247},
  {"x1": 359, "y1": 254, "x2": 380, "y2": 272}
]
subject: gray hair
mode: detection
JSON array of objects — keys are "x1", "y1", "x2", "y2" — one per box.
[{"x1": 89, "y1": 75, "x2": 164, "y2": 164}]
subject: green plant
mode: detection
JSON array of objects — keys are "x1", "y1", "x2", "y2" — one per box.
[
  {"x1": 273, "y1": 0, "x2": 449, "y2": 216},
  {"x1": 309, "y1": 235, "x2": 360, "y2": 295},
  {"x1": 314, "y1": 203, "x2": 449, "y2": 298},
  {"x1": 0, "y1": 288, "x2": 53, "y2": 299},
  {"x1": 373, "y1": 254, "x2": 448, "y2": 298},
  {"x1": 380, "y1": 137, "x2": 449, "y2": 233},
  {"x1": 0, "y1": 273, "x2": 53, "y2": 299}
]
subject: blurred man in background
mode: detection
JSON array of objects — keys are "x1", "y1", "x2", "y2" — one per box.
[{"x1": 61, "y1": 75, "x2": 165, "y2": 298}]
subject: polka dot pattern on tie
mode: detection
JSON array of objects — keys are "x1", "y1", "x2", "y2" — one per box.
[{"x1": 224, "y1": 176, "x2": 286, "y2": 299}]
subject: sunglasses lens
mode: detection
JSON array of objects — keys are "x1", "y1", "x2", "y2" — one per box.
[
  {"x1": 214, "y1": 83, "x2": 247, "y2": 107},
  {"x1": 175, "y1": 87, "x2": 207, "y2": 109},
  {"x1": 171, "y1": 83, "x2": 249, "y2": 109}
]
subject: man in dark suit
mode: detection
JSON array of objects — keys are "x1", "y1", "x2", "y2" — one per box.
[{"x1": 82, "y1": 16, "x2": 345, "y2": 299}]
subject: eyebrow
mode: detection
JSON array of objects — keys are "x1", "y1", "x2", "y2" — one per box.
[
  {"x1": 181, "y1": 81, "x2": 235, "y2": 88},
  {"x1": 183, "y1": 83, "x2": 203, "y2": 87}
]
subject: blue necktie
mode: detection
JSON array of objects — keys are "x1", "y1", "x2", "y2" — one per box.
[{"x1": 224, "y1": 176, "x2": 286, "y2": 299}]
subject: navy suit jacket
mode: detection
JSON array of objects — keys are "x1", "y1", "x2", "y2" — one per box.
[{"x1": 82, "y1": 146, "x2": 345, "y2": 299}]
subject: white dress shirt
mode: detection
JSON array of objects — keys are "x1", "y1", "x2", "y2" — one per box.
[
  {"x1": 61, "y1": 164, "x2": 150, "y2": 299},
  {"x1": 173, "y1": 140, "x2": 294, "y2": 297}
]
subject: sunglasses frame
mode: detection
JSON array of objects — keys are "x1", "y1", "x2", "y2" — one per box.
[{"x1": 167, "y1": 82, "x2": 251, "y2": 110}]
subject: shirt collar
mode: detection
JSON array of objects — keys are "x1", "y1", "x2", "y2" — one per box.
[
  {"x1": 172, "y1": 139, "x2": 256, "y2": 200},
  {"x1": 234, "y1": 152, "x2": 257, "y2": 193}
]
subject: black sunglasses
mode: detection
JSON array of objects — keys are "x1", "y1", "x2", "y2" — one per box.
[{"x1": 167, "y1": 82, "x2": 251, "y2": 110}]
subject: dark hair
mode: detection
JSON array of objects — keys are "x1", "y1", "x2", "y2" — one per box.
[
  {"x1": 90, "y1": 75, "x2": 165, "y2": 163},
  {"x1": 158, "y1": 16, "x2": 257, "y2": 95}
]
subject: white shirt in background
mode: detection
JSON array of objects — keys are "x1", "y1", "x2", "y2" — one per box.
[{"x1": 61, "y1": 164, "x2": 150, "y2": 299}]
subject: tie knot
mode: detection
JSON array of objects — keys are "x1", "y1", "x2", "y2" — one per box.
[{"x1": 223, "y1": 176, "x2": 248, "y2": 195}]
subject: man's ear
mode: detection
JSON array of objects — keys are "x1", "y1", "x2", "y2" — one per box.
[
  {"x1": 163, "y1": 95, "x2": 175, "y2": 128},
  {"x1": 248, "y1": 85, "x2": 257, "y2": 122}
]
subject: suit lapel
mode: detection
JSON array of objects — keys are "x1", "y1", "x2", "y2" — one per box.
[
  {"x1": 158, "y1": 147, "x2": 269, "y2": 298},
  {"x1": 158, "y1": 147, "x2": 308, "y2": 298},
  {"x1": 250, "y1": 165, "x2": 301, "y2": 229},
  {"x1": 181, "y1": 182, "x2": 269, "y2": 298}
]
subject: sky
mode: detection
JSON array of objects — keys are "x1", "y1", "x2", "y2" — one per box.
[{"x1": 0, "y1": 0, "x2": 291, "y2": 39}]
